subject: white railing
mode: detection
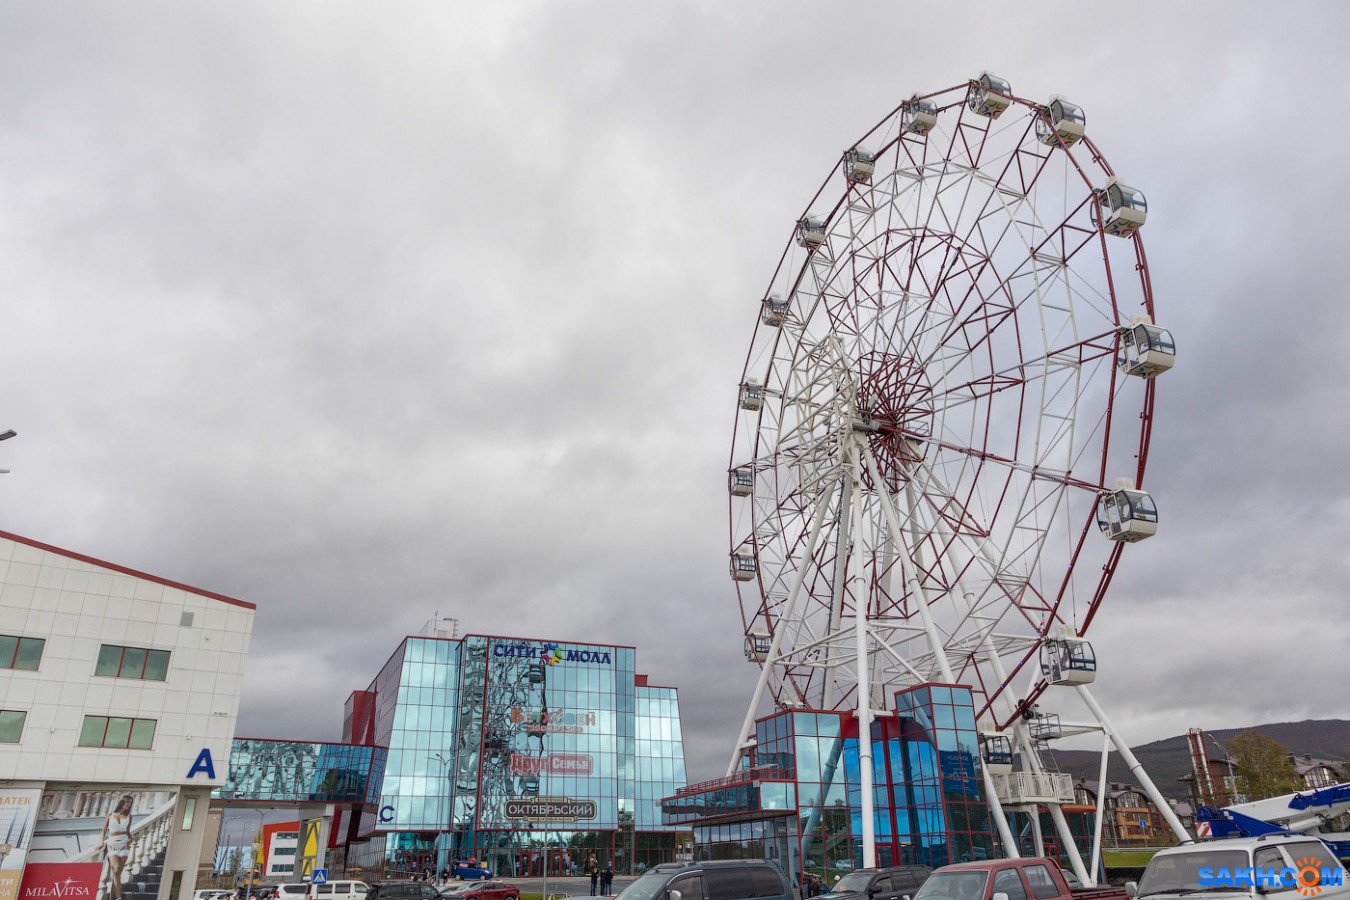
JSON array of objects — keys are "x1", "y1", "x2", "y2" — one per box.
[
  {"x1": 64, "y1": 795, "x2": 177, "y2": 900},
  {"x1": 990, "y1": 771, "x2": 1075, "y2": 805}
]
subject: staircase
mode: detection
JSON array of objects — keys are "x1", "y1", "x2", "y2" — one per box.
[{"x1": 120, "y1": 845, "x2": 168, "y2": 900}]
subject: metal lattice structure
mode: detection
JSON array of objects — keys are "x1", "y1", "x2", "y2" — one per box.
[{"x1": 726, "y1": 74, "x2": 1181, "y2": 877}]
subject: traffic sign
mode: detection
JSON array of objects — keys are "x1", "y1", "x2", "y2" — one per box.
[{"x1": 313, "y1": 871, "x2": 328, "y2": 885}]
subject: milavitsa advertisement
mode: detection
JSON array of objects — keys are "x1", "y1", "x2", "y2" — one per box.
[
  {"x1": 24, "y1": 789, "x2": 178, "y2": 900},
  {"x1": 0, "y1": 789, "x2": 44, "y2": 900}
]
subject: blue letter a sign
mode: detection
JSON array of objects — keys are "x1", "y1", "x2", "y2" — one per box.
[{"x1": 187, "y1": 748, "x2": 217, "y2": 779}]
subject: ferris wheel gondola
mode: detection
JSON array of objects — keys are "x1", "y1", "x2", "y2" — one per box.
[{"x1": 725, "y1": 73, "x2": 1186, "y2": 868}]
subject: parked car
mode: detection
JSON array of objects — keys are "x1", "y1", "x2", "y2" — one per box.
[
  {"x1": 314, "y1": 883, "x2": 370, "y2": 900},
  {"x1": 913, "y1": 859, "x2": 1127, "y2": 900},
  {"x1": 451, "y1": 862, "x2": 492, "y2": 881},
  {"x1": 616, "y1": 860, "x2": 792, "y2": 900},
  {"x1": 195, "y1": 891, "x2": 236, "y2": 900},
  {"x1": 1133, "y1": 835, "x2": 1348, "y2": 900},
  {"x1": 821, "y1": 866, "x2": 932, "y2": 900},
  {"x1": 439, "y1": 882, "x2": 519, "y2": 900},
  {"x1": 367, "y1": 884, "x2": 444, "y2": 900}
]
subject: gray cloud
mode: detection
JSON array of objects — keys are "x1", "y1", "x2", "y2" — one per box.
[{"x1": 3, "y1": 2, "x2": 1350, "y2": 784}]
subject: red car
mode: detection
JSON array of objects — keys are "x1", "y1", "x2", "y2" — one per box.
[{"x1": 439, "y1": 883, "x2": 519, "y2": 900}]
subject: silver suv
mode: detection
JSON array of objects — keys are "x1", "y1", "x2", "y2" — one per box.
[{"x1": 1136, "y1": 835, "x2": 1348, "y2": 900}]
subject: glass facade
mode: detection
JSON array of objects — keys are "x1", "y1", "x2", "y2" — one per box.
[
  {"x1": 635, "y1": 686, "x2": 686, "y2": 829},
  {"x1": 667, "y1": 683, "x2": 994, "y2": 889},
  {"x1": 377, "y1": 637, "x2": 462, "y2": 831},
  {"x1": 214, "y1": 739, "x2": 378, "y2": 803},
  {"x1": 891, "y1": 684, "x2": 993, "y2": 868},
  {"x1": 221, "y1": 632, "x2": 688, "y2": 878}
]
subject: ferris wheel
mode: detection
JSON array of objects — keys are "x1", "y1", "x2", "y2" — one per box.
[{"x1": 725, "y1": 74, "x2": 1182, "y2": 869}]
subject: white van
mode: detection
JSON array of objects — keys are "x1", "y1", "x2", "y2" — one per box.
[
  {"x1": 277, "y1": 883, "x2": 369, "y2": 900},
  {"x1": 315, "y1": 883, "x2": 369, "y2": 900}
]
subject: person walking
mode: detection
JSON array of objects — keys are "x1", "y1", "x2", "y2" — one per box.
[
  {"x1": 590, "y1": 867, "x2": 600, "y2": 897},
  {"x1": 601, "y1": 862, "x2": 613, "y2": 896}
]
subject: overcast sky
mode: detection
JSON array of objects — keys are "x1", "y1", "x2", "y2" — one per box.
[{"x1": 3, "y1": 2, "x2": 1349, "y2": 789}]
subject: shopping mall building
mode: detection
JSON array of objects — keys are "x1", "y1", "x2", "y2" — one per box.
[{"x1": 213, "y1": 626, "x2": 689, "y2": 879}]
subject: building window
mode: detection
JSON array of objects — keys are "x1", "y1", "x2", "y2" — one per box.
[
  {"x1": 95, "y1": 644, "x2": 171, "y2": 681},
  {"x1": 181, "y1": 797, "x2": 197, "y2": 831},
  {"x1": 77, "y1": 715, "x2": 157, "y2": 749},
  {"x1": 0, "y1": 634, "x2": 45, "y2": 670},
  {"x1": 0, "y1": 710, "x2": 27, "y2": 743}
]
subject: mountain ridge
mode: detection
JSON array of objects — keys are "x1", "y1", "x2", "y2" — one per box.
[{"x1": 1041, "y1": 718, "x2": 1350, "y2": 801}]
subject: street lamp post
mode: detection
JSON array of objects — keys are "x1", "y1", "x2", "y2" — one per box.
[
  {"x1": 1208, "y1": 736, "x2": 1241, "y2": 805},
  {"x1": 241, "y1": 809, "x2": 264, "y2": 900}
]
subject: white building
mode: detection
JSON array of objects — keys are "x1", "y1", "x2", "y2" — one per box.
[
  {"x1": 263, "y1": 827, "x2": 299, "y2": 879},
  {"x1": 0, "y1": 530, "x2": 254, "y2": 900}
]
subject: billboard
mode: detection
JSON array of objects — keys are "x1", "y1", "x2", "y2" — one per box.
[
  {"x1": 27, "y1": 789, "x2": 178, "y2": 900},
  {"x1": 17, "y1": 863, "x2": 102, "y2": 900},
  {"x1": 0, "y1": 789, "x2": 43, "y2": 900}
]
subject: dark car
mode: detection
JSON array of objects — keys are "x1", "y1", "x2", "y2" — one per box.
[
  {"x1": 368, "y1": 884, "x2": 443, "y2": 900},
  {"x1": 439, "y1": 883, "x2": 519, "y2": 900},
  {"x1": 616, "y1": 859, "x2": 793, "y2": 900},
  {"x1": 821, "y1": 866, "x2": 933, "y2": 900}
]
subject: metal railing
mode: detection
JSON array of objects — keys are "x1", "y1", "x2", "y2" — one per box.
[
  {"x1": 675, "y1": 767, "x2": 793, "y2": 796},
  {"x1": 991, "y1": 771, "x2": 1075, "y2": 805}
]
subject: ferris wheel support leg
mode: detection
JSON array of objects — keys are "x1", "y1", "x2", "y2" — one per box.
[
  {"x1": 849, "y1": 444, "x2": 877, "y2": 870},
  {"x1": 822, "y1": 474, "x2": 853, "y2": 708},
  {"x1": 725, "y1": 487, "x2": 836, "y2": 778},
  {"x1": 857, "y1": 439, "x2": 956, "y2": 683},
  {"x1": 1089, "y1": 730, "x2": 1112, "y2": 886},
  {"x1": 1004, "y1": 719, "x2": 1091, "y2": 884},
  {"x1": 982, "y1": 766, "x2": 1020, "y2": 859},
  {"x1": 1048, "y1": 804, "x2": 1091, "y2": 885},
  {"x1": 1076, "y1": 685, "x2": 1190, "y2": 842}
]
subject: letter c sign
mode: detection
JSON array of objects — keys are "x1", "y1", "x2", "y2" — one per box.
[{"x1": 379, "y1": 805, "x2": 395, "y2": 823}]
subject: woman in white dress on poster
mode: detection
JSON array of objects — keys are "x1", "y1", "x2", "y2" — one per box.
[{"x1": 99, "y1": 795, "x2": 135, "y2": 900}]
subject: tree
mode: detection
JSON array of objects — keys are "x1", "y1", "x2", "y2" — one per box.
[{"x1": 1230, "y1": 732, "x2": 1304, "y2": 801}]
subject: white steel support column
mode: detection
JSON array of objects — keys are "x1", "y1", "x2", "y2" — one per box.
[
  {"x1": 1005, "y1": 718, "x2": 1091, "y2": 886},
  {"x1": 1047, "y1": 805, "x2": 1087, "y2": 880},
  {"x1": 848, "y1": 440, "x2": 877, "y2": 869},
  {"x1": 1077, "y1": 685, "x2": 1191, "y2": 841},
  {"x1": 982, "y1": 765, "x2": 1019, "y2": 857},
  {"x1": 822, "y1": 473, "x2": 853, "y2": 709},
  {"x1": 1089, "y1": 731, "x2": 1111, "y2": 886},
  {"x1": 727, "y1": 489, "x2": 835, "y2": 777},
  {"x1": 857, "y1": 442, "x2": 955, "y2": 683}
]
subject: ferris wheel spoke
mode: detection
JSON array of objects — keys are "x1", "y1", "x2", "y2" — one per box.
[
  {"x1": 732, "y1": 78, "x2": 1161, "y2": 752},
  {"x1": 911, "y1": 458, "x2": 1077, "y2": 653}
]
